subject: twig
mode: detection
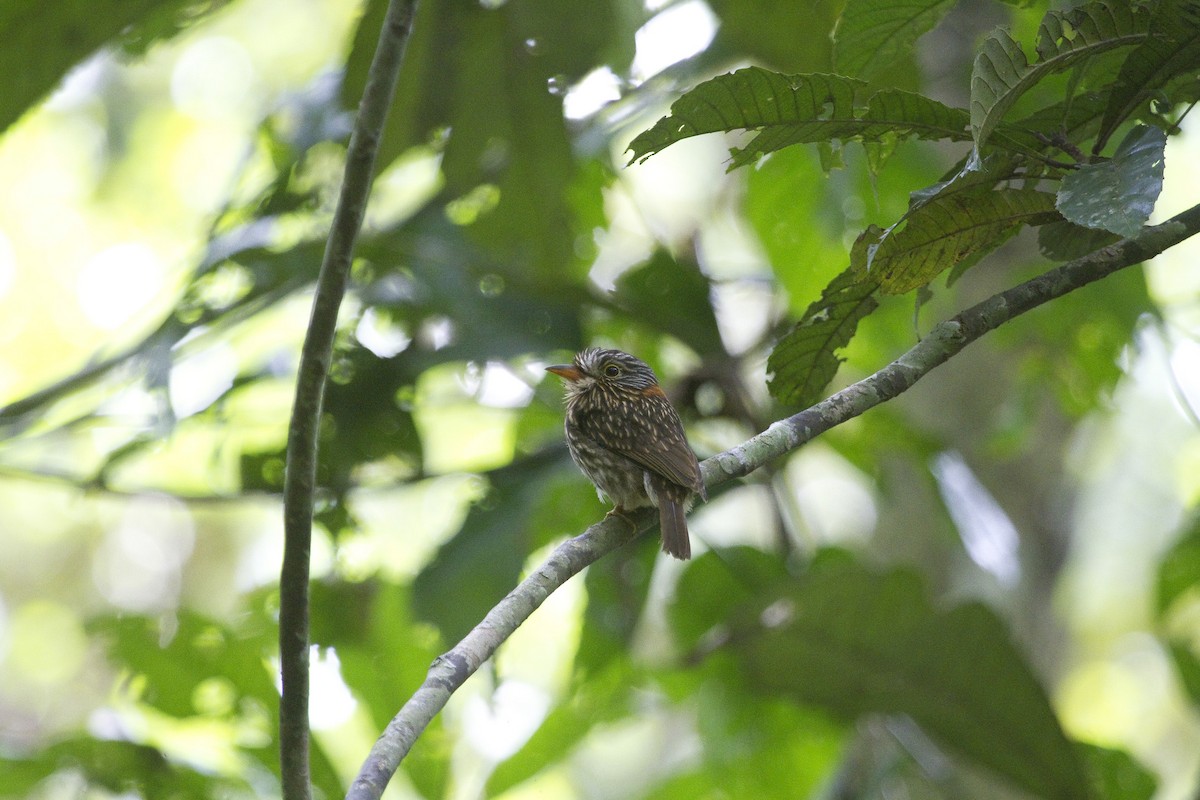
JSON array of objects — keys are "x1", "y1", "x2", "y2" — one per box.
[
  {"x1": 345, "y1": 202, "x2": 1200, "y2": 800},
  {"x1": 279, "y1": 3, "x2": 417, "y2": 800}
]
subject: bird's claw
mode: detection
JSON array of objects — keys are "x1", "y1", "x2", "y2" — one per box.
[{"x1": 604, "y1": 506, "x2": 637, "y2": 529}]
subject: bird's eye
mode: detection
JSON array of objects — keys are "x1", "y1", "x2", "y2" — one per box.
[{"x1": 603, "y1": 364, "x2": 621, "y2": 378}]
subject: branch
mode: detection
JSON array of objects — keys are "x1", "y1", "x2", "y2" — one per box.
[
  {"x1": 279, "y1": 3, "x2": 417, "y2": 800},
  {"x1": 345, "y1": 200, "x2": 1200, "y2": 800}
]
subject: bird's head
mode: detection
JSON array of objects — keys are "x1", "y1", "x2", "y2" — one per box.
[{"x1": 546, "y1": 348, "x2": 660, "y2": 400}]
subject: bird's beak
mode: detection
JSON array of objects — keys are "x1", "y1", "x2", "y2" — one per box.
[{"x1": 546, "y1": 364, "x2": 583, "y2": 381}]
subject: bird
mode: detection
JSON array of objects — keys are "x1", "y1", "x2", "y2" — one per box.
[{"x1": 546, "y1": 347, "x2": 707, "y2": 560}]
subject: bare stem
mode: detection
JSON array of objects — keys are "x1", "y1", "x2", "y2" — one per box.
[{"x1": 279, "y1": 3, "x2": 417, "y2": 799}]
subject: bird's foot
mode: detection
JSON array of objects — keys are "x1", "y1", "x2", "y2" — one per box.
[{"x1": 605, "y1": 506, "x2": 638, "y2": 529}]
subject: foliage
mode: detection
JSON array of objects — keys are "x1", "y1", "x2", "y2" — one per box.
[
  {"x1": 675, "y1": 549, "x2": 1092, "y2": 798},
  {"x1": 1, "y1": 0, "x2": 1199, "y2": 799}
]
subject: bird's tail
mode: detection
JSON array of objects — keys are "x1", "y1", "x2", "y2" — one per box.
[{"x1": 658, "y1": 494, "x2": 691, "y2": 560}]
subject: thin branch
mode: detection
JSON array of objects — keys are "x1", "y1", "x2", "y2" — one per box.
[
  {"x1": 346, "y1": 203, "x2": 1200, "y2": 800},
  {"x1": 279, "y1": 3, "x2": 417, "y2": 800}
]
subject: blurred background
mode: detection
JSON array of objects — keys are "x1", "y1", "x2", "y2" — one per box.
[{"x1": 1, "y1": 0, "x2": 1199, "y2": 797}]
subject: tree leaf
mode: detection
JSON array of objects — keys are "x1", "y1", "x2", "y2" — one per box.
[
  {"x1": 1038, "y1": 219, "x2": 1121, "y2": 261},
  {"x1": 322, "y1": 348, "x2": 424, "y2": 482},
  {"x1": 1057, "y1": 125, "x2": 1166, "y2": 238},
  {"x1": 487, "y1": 662, "x2": 635, "y2": 795},
  {"x1": 310, "y1": 580, "x2": 441, "y2": 731},
  {"x1": 1076, "y1": 742, "x2": 1157, "y2": 800},
  {"x1": 361, "y1": 209, "x2": 586, "y2": 357},
  {"x1": 0, "y1": 0, "x2": 204, "y2": 139},
  {"x1": 653, "y1": 697, "x2": 845, "y2": 800},
  {"x1": 89, "y1": 610, "x2": 343, "y2": 796},
  {"x1": 971, "y1": 2, "x2": 1149, "y2": 157},
  {"x1": 745, "y1": 145, "x2": 850, "y2": 314},
  {"x1": 1155, "y1": 516, "x2": 1200, "y2": 617},
  {"x1": 412, "y1": 449, "x2": 578, "y2": 643},
  {"x1": 309, "y1": 579, "x2": 452, "y2": 798},
  {"x1": 1011, "y1": 263, "x2": 1149, "y2": 417},
  {"x1": 708, "y1": 0, "x2": 841, "y2": 74},
  {"x1": 345, "y1": 0, "x2": 627, "y2": 276},
  {"x1": 0, "y1": 738, "x2": 237, "y2": 798},
  {"x1": 628, "y1": 69, "x2": 862, "y2": 165},
  {"x1": 734, "y1": 87, "x2": 973, "y2": 170},
  {"x1": 1156, "y1": 519, "x2": 1200, "y2": 712},
  {"x1": 1166, "y1": 640, "x2": 1200, "y2": 709},
  {"x1": 573, "y1": 544, "x2": 656, "y2": 676},
  {"x1": 766, "y1": 267, "x2": 880, "y2": 407},
  {"x1": 1013, "y1": 89, "x2": 1112, "y2": 149},
  {"x1": 1096, "y1": 0, "x2": 1200, "y2": 153},
  {"x1": 833, "y1": 0, "x2": 955, "y2": 84},
  {"x1": 732, "y1": 553, "x2": 1091, "y2": 800},
  {"x1": 627, "y1": 68, "x2": 971, "y2": 169},
  {"x1": 347, "y1": 0, "x2": 632, "y2": 169},
  {"x1": 670, "y1": 546, "x2": 794, "y2": 647},
  {"x1": 90, "y1": 613, "x2": 277, "y2": 719},
  {"x1": 614, "y1": 251, "x2": 723, "y2": 355},
  {"x1": 856, "y1": 188, "x2": 1060, "y2": 294}
]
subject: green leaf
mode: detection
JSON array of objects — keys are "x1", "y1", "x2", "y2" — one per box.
[
  {"x1": 1013, "y1": 89, "x2": 1111, "y2": 149},
  {"x1": 1166, "y1": 640, "x2": 1200, "y2": 709},
  {"x1": 313, "y1": 576, "x2": 453, "y2": 800},
  {"x1": 0, "y1": 737, "x2": 236, "y2": 798},
  {"x1": 310, "y1": 580, "x2": 441, "y2": 732},
  {"x1": 487, "y1": 662, "x2": 634, "y2": 795},
  {"x1": 766, "y1": 268, "x2": 880, "y2": 407},
  {"x1": 1155, "y1": 517, "x2": 1200, "y2": 617},
  {"x1": 1007, "y1": 263, "x2": 1149, "y2": 417},
  {"x1": 1096, "y1": 0, "x2": 1200, "y2": 152},
  {"x1": 856, "y1": 188, "x2": 1060, "y2": 294},
  {"x1": 347, "y1": 0, "x2": 632, "y2": 169},
  {"x1": 1057, "y1": 125, "x2": 1166, "y2": 238},
  {"x1": 346, "y1": 0, "x2": 626, "y2": 276},
  {"x1": 242, "y1": 345, "x2": 424, "y2": 503},
  {"x1": 89, "y1": 609, "x2": 343, "y2": 797},
  {"x1": 708, "y1": 0, "x2": 841, "y2": 74},
  {"x1": 613, "y1": 251, "x2": 723, "y2": 355},
  {"x1": 0, "y1": 0, "x2": 204, "y2": 139},
  {"x1": 405, "y1": 718, "x2": 454, "y2": 800},
  {"x1": 970, "y1": 2, "x2": 1149, "y2": 156},
  {"x1": 1038, "y1": 220, "x2": 1121, "y2": 261},
  {"x1": 737, "y1": 87, "x2": 973, "y2": 170},
  {"x1": 670, "y1": 546, "x2": 795, "y2": 648},
  {"x1": 322, "y1": 347, "x2": 424, "y2": 483},
  {"x1": 628, "y1": 69, "x2": 861, "y2": 165},
  {"x1": 731, "y1": 554, "x2": 1091, "y2": 800},
  {"x1": 833, "y1": 0, "x2": 955, "y2": 84},
  {"x1": 1077, "y1": 742, "x2": 1157, "y2": 800},
  {"x1": 574, "y1": 544, "x2": 657, "y2": 675},
  {"x1": 656, "y1": 695, "x2": 845, "y2": 800},
  {"x1": 360, "y1": 210, "x2": 586, "y2": 358},
  {"x1": 745, "y1": 145, "x2": 853, "y2": 314},
  {"x1": 627, "y1": 68, "x2": 971, "y2": 169},
  {"x1": 412, "y1": 449, "x2": 577, "y2": 643},
  {"x1": 90, "y1": 613, "x2": 277, "y2": 720}
]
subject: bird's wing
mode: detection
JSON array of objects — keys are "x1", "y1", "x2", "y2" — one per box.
[{"x1": 578, "y1": 392, "x2": 705, "y2": 497}]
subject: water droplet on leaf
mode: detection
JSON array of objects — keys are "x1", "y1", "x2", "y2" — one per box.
[{"x1": 478, "y1": 273, "x2": 505, "y2": 297}]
